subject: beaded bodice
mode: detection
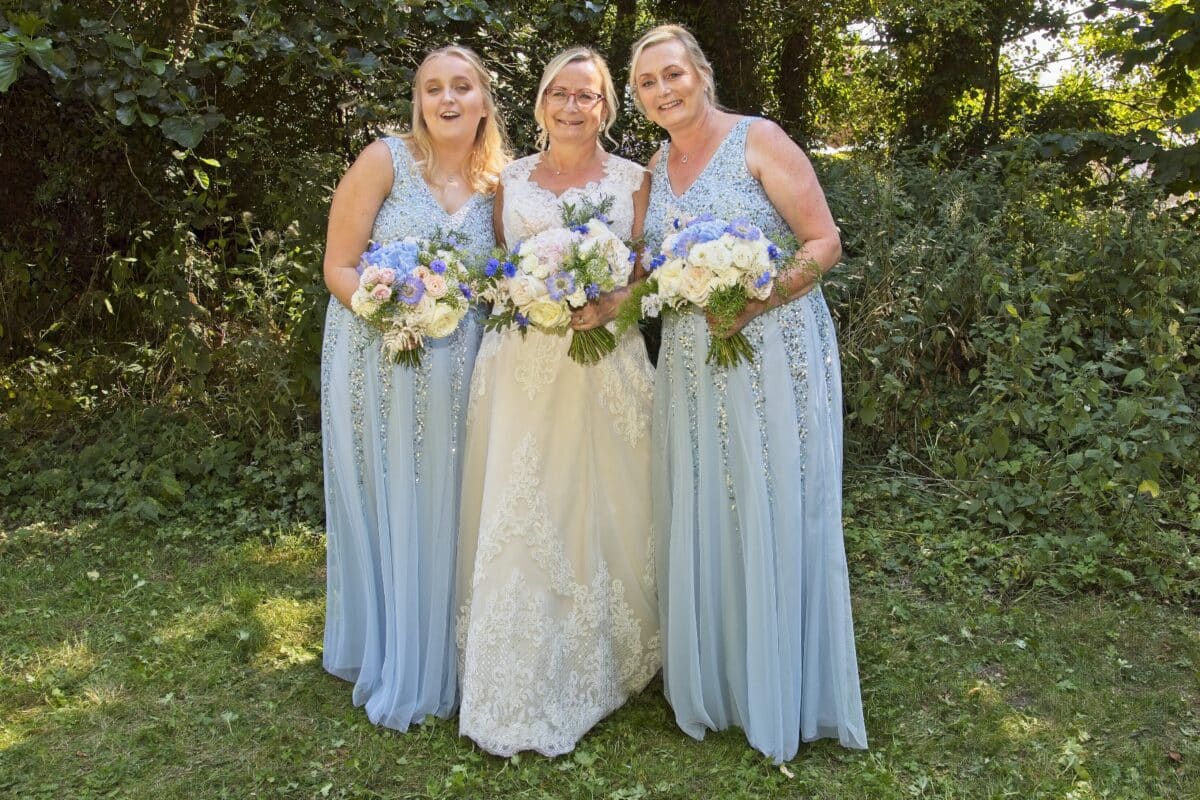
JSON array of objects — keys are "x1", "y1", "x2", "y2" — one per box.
[
  {"x1": 645, "y1": 117, "x2": 787, "y2": 255},
  {"x1": 376, "y1": 137, "x2": 496, "y2": 256}
]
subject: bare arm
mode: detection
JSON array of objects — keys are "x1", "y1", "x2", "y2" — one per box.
[
  {"x1": 723, "y1": 119, "x2": 841, "y2": 332},
  {"x1": 323, "y1": 140, "x2": 394, "y2": 308}
]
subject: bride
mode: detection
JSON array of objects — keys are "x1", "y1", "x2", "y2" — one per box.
[{"x1": 455, "y1": 46, "x2": 660, "y2": 758}]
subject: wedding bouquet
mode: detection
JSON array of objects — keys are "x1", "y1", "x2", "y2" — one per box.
[
  {"x1": 350, "y1": 232, "x2": 476, "y2": 367},
  {"x1": 475, "y1": 198, "x2": 634, "y2": 365},
  {"x1": 618, "y1": 214, "x2": 786, "y2": 368}
]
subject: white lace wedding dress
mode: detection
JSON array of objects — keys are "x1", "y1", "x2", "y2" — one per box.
[{"x1": 456, "y1": 152, "x2": 661, "y2": 757}]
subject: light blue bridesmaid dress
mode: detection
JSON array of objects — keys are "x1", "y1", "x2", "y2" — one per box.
[
  {"x1": 644, "y1": 117, "x2": 867, "y2": 762},
  {"x1": 321, "y1": 137, "x2": 492, "y2": 729}
]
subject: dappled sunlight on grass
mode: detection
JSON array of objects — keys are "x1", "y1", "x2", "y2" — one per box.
[
  {"x1": 250, "y1": 595, "x2": 324, "y2": 671},
  {"x1": 997, "y1": 711, "x2": 1044, "y2": 742}
]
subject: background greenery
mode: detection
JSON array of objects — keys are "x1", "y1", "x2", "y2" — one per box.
[{"x1": 1, "y1": 1, "x2": 1198, "y2": 795}]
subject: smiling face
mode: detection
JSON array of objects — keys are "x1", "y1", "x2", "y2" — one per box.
[
  {"x1": 633, "y1": 39, "x2": 709, "y2": 131},
  {"x1": 538, "y1": 58, "x2": 606, "y2": 148},
  {"x1": 416, "y1": 53, "x2": 487, "y2": 146}
]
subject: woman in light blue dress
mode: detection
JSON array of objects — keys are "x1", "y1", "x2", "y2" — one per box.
[
  {"x1": 629, "y1": 26, "x2": 867, "y2": 761},
  {"x1": 320, "y1": 45, "x2": 509, "y2": 730}
]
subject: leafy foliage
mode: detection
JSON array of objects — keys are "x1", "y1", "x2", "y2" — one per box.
[{"x1": 824, "y1": 146, "x2": 1200, "y2": 597}]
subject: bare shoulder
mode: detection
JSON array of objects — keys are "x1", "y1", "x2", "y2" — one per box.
[
  {"x1": 746, "y1": 118, "x2": 810, "y2": 175},
  {"x1": 746, "y1": 118, "x2": 805, "y2": 156}
]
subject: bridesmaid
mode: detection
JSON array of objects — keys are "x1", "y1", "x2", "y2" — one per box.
[
  {"x1": 629, "y1": 25, "x2": 867, "y2": 761},
  {"x1": 320, "y1": 45, "x2": 508, "y2": 730}
]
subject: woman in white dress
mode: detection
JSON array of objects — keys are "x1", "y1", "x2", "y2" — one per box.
[{"x1": 456, "y1": 46, "x2": 660, "y2": 758}]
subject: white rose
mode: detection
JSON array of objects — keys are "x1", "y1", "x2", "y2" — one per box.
[
  {"x1": 508, "y1": 274, "x2": 546, "y2": 308},
  {"x1": 567, "y1": 287, "x2": 588, "y2": 308},
  {"x1": 730, "y1": 241, "x2": 755, "y2": 270},
  {"x1": 426, "y1": 301, "x2": 464, "y2": 338},
  {"x1": 526, "y1": 298, "x2": 571, "y2": 329},
  {"x1": 655, "y1": 259, "x2": 685, "y2": 300},
  {"x1": 690, "y1": 240, "x2": 733, "y2": 272},
  {"x1": 407, "y1": 294, "x2": 437, "y2": 327},
  {"x1": 679, "y1": 264, "x2": 713, "y2": 306},
  {"x1": 350, "y1": 287, "x2": 379, "y2": 317}
]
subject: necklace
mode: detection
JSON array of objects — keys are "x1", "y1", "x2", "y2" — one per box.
[
  {"x1": 674, "y1": 109, "x2": 717, "y2": 166},
  {"x1": 543, "y1": 145, "x2": 602, "y2": 178}
]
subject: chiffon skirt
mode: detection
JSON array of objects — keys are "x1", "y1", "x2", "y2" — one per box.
[
  {"x1": 652, "y1": 288, "x2": 867, "y2": 762},
  {"x1": 321, "y1": 298, "x2": 482, "y2": 729}
]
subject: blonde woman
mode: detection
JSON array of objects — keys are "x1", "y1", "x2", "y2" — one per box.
[
  {"x1": 321, "y1": 45, "x2": 508, "y2": 730},
  {"x1": 456, "y1": 46, "x2": 660, "y2": 757},
  {"x1": 630, "y1": 25, "x2": 867, "y2": 762}
]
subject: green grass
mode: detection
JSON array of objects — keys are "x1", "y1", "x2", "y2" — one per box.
[{"x1": 1, "y1": 517, "x2": 1197, "y2": 800}]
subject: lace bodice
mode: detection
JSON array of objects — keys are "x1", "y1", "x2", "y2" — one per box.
[{"x1": 500, "y1": 152, "x2": 646, "y2": 246}]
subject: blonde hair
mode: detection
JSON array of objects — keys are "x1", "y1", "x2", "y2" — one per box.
[
  {"x1": 533, "y1": 46, "x2": 620, "y2": 151},
  {"x1": 403, "y1": 45, "x2": 510, "y2": 195},
  {"x1": 628, "y1": 24, "x2": 718, "y2": 115}
]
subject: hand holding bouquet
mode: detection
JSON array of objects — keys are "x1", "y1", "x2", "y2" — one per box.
[{"x1": 350, "y1": 232, "x2": 476, "y2": 368}]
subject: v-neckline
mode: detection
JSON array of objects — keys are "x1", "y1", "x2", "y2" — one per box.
[
  {"x1": 417, "y1": 175, "x2": 479, "y2": 220},
  {"x1": 665, "y1": 118, "x2": 746, "y2": 200}
]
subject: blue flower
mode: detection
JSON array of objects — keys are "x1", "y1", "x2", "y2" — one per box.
[
  {"x1": 767, "y1": 243, "x2": 782, "y2": 261},
  {"x1": 628, "y1": 251, "x2": 637, "y2": 263},
  {"x1": 571, "y1": 223, "x2": 590, "y2": 235},
  {"x1": 596, "y1": 213, "x2": 611, "y2": 225},
  {"x1": 755, "y1": 271, "x2": 771, "y2": 288},
  {"x1": 446, "y1": 234, "x2": 460, "y2": 248},
  {"x1": 649, "y1": 254, "x2": 666, "y2": 271},
  {"x1": 502, "y1": 260, "x2": 517, "y2": 278},
  {"x1": 585, "y1": 282, "x2": 600, "y2": 300},
  {"x1": 672, "y1": 217, "x2": 682, "y2": 230},
  {"x1": 381, "y1": 241, "x2": 419, "y2": 273},
  {"x1": 725, "y1": 218, "x2": 761, "y2": 240},
  {"x1": 515, "y1": 311, "x2": 530, "y2": 328},
  {"x1": 459, "y1": 282, "x2": 474, "y2": 300},
  {"x1": 546, "y1": 271, "x2": 576, "y2": 301},
  {"x1": 684, "y1": 212, "x2": 716, "y2": 227},
  {"x1": 484, "y1": 257, "x2": 500, "y2": 277},
  {"x1": 396, "y1": 276, "x2": 426, "y2": 305},
  {"x1": 430, "y1": 258, "x2": 447, "y2": 275}
]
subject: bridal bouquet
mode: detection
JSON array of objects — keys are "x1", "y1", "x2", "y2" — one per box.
[
  {"x1": 475, "y1": 197, "x2": 634, "y2": 365},
  {"x1": 618, "y1": 214, "x2": 786, "y2": 368},
  {"x1": 350, "y1": 233, "x2": 476, "y2": 367}
]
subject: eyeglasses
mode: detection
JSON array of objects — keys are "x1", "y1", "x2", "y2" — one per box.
[{"x1": 543, "y1": 87, "x2": 605, "y2": 109}]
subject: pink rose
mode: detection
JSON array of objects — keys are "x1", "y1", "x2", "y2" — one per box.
[{"x1": 371, "y1": 284, "x2": 392, "y2": 302}]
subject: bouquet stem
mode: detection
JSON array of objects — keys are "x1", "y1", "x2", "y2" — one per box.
[
  {"x1": 389, "y1": 347, "x2": 423, "y2": 369},
  {"x1": 568, "y1": 327, "x2": 617, "y2": 365},
  {"x1": 706, "y1": 331, "x2": 755, "y2": 368}
]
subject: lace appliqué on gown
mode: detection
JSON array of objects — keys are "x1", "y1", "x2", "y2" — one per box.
[{"x1": 457, "y1": 433, "x2": 658, "y2": 757}]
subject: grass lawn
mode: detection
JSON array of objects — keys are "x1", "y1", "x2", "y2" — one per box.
[{"x1": 1, "y1": 517, "x2": 1196, "y2": 799}]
